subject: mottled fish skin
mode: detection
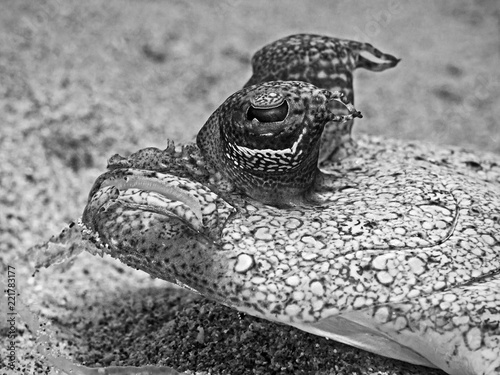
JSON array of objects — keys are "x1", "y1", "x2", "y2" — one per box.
[
  {"x1": 84, "y1": 134, "x2": 500, "y2": 375},
  {"x1": 81, "y1": 35, "x2": 500, "y2": 375},
  {"x1": 245, "y1": 34, "x2": 400, "y2": 163}
]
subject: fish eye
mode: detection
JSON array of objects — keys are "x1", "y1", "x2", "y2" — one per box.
[{"x1": 246, "y1": 101, "x2": 289, "y2": 122}]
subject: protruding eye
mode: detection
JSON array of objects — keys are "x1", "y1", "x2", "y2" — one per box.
[{"x1": 247, "y1": 101, "x2": 288, "y2": 122}]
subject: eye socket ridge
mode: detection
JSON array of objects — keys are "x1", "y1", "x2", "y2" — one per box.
[{"x1": 246, "y1": 101, "x2": 289, "y2": 123}]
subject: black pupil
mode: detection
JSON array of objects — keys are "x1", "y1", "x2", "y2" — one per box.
[{"x1": 247, "y1": 101, "x2": 288, "y2": 122}]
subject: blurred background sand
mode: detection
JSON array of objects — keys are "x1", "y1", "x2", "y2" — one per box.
[{"x1": 1, "y1": 1, "x2": 499, "y2": 374}]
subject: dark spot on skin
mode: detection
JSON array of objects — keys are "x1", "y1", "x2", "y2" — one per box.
[
  {"x1": 347, "y1": 167, "x2": 363, "y2": 172},
  {"x1": 113, "y1": 266, "x2": 125, "y2": 274},
  {"x1": 365, "y1": 221, "x2": 377, "y2": 229},
  {"x1": 470, "y1": 206, "x2": 481, "y2": 215},
  {"x1": 482, "y1": 317, "x2": 499, "y2": 331},
  {"x1": 270, "y1": 305, "x2": 282, "y2": 315}
]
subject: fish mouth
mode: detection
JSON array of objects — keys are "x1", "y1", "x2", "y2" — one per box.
[
  {"x1": 83, "y1": 168, "x2": 223, "y2": 233},
  {"x1": 100, "y1": 173, "x2": 204, "y2": 228}
]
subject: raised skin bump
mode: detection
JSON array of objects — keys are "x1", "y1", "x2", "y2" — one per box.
[{"x1": 197, "y1": 81, "x2": 361, "y2": 207}]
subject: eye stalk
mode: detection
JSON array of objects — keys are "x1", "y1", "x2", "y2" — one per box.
[
  {"x1": 197, "y1": 81, "x2": 362, "y2": 207},
  {"x1": 247, "y1": 101, "x2": 289, "y2": 122}
]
